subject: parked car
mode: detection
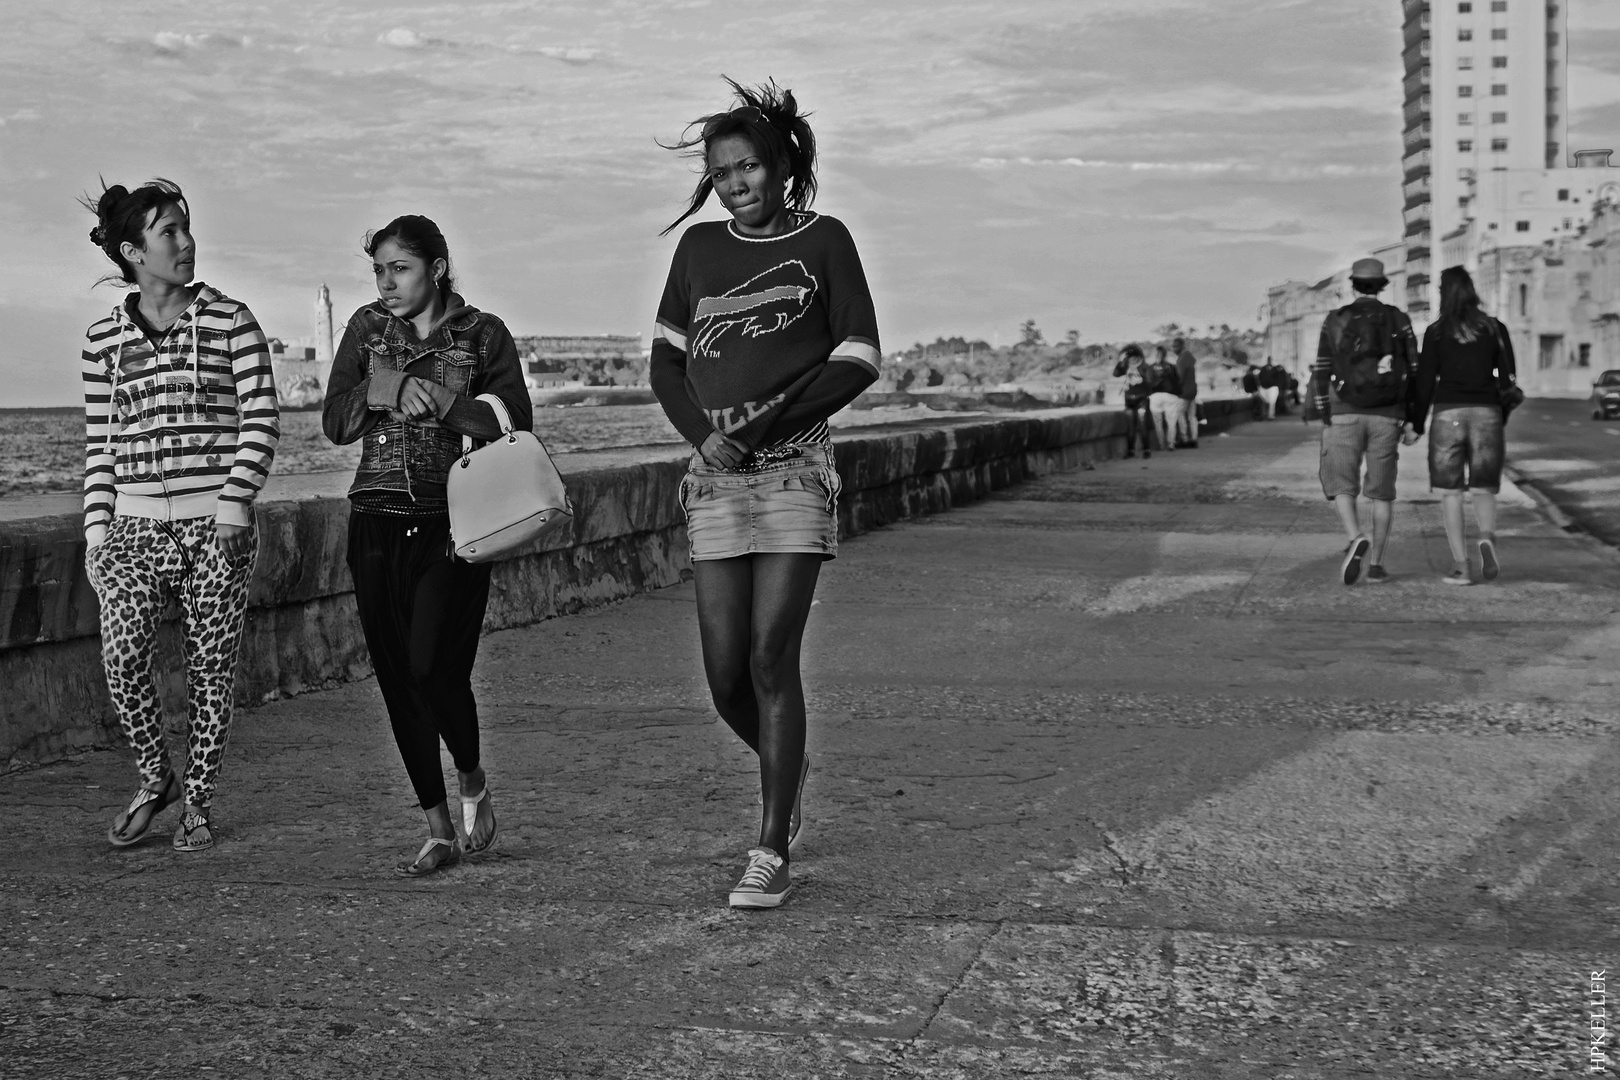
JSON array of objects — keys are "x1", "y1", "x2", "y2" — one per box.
[{"x1": 1593, "y1": 370, "x2": 1620, "y2": 420}]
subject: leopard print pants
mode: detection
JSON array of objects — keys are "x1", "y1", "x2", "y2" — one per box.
[{"x1": 88, "y1": 515, "x2": 257, "y2": 808}]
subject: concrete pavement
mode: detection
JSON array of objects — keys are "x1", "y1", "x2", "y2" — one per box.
[{"x1": 2, "y1": 417, "x2": 1618, "y2": 1078}]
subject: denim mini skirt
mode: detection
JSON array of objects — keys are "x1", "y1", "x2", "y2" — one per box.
[{"x1": 679, "y1": 443, "x2": 842, "y2": 561}]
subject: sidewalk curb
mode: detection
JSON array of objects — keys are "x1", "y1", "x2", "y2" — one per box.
[{"x1": 1502, "y1": 464, "x2": 1578, "y2": 533}]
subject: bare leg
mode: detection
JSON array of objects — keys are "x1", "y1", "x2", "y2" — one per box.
[
  {"x1": 746, "y1": 554, "x2": 822, "y2": 859},
  {"x1": 1472, "y1": 491, "x2": 1497, "y2": 540},
  {"x1": 1367, "y1": 499, "x2": 1394, "y2": 565},
  {"x1": 1440, "y1": 492, "x2": 1469, "y2": 568},
  {"x1": 693, "y1": 558, "x2": 761, "y2": 751},
  {"x1": 1332, "y1": 494, "x2": 1363, "y2": 543}
]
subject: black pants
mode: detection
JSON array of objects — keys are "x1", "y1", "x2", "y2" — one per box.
[
  {"x1": 347, "y1": 510, "x2": 492, "y2": 809},
  {"x1": 1124, "y1": 402, "x2": 1151, "y2": 451}
]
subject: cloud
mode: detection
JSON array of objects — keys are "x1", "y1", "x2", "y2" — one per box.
[
  {"x1": 152, "y1": 31, "x2": 247, "y2": 53},
  {"x1": 378, "y1": 27, "x2": 434, "y2": 50}
]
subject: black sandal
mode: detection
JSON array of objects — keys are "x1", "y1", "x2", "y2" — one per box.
[{"x1": 107, "y1": 771, "x2": 181, "y2": 847}]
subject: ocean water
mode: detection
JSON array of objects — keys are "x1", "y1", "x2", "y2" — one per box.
[{"x1": 0, "y1": 405, "x2": 686, "y2": 498}]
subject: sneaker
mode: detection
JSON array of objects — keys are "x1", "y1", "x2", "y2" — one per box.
[
  {"x1": 1441, "y1": 568, "x2": 1472, "y2": 586},
  {"x1": 787, "y1": 753, "x2": 809, "y2": 851},
  {"x1": 1365, "y1": 564, "x2": 1389, "y2": 584},
  {"x1": 1341, "y1": 535, "x2": 1370, "y2": 586},
  {"x1": 1142, "y1": 449, "x2": 1152, "y2": 459},
  {"x1": 1478, "y1": 538, "x2": 1500, "y2": 582},
  {"x1": 728, "y1": 847, "x2": 791, "y2": 909}
]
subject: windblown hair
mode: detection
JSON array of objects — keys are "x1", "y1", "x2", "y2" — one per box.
[
  {"x1": 80, "y1": 178, "x2": 189, "y2": 286},
  {"x1": 660, "y1": 77, "x2": 818, "y2": 236},
  {"x1": 365, "y1": 215, "x2": 456, "y2": 304},
  {"x1": 1437, "y1": 265, "x2": 1490, "y2": 344}
]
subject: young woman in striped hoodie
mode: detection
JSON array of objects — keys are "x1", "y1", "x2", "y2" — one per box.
[{"x1": 81, "y1": 179, "x2": 280, "y2": 852}]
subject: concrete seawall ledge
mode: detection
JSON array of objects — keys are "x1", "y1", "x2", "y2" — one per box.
[{"x1": 0, "y1": 399, "x2": 1249, "y2": 768}]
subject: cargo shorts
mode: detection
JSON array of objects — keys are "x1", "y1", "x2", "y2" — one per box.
[{"x1": 1320, "y1": 413, "x2": 1402, "y2": 502}]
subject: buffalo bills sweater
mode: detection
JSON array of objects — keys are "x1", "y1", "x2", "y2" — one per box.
[
  {"x1": 649, "y1": 213, "x2": 881, "y2": 451},
  {"x1": 81, "y1": 285, "x2": 280, "y2": 547}
]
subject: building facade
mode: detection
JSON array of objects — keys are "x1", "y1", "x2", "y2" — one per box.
[
  {"x1": 1401, "y1": 0, "x2": 1570, "y2": 319},
  {"x1": 515, "y1": 334, "x2": 646, "y2": 387}
]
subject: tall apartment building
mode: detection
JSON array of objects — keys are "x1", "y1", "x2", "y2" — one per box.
[{"x1": 1400, "y1": 0, "x2": 1570, "y2": 319}]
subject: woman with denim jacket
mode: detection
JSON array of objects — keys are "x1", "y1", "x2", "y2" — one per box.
[
  {"x1": 650, "y1": 81, "x2": 882, "y2": 908},
  {"x1": 322, "y1": 215, "x2": 532, "y2": 876}
]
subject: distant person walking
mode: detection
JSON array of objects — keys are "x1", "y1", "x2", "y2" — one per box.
[
  {"x1": 1311, "y1": 257, "x2": 1419, "y2": 585},
  {"x1": 1147, "y1": 345, "x2": 1182, "y2": 453},
  {"x1": 1242, "y1": 364, "x2": 1263, "y2": 420},
  {"x1": 1172, "y1": 336, "x2": 1199, "y2": 448},
  {"x1": 650, "y1": 80, "x2": 881, "y2": 909},
  {"x1": 1411, "y1": 266, "x2": 1519, "y2": 585},
  {"x1": 322, "y1": 215, "x2": 532, "y2": 876},
  {"x1": 1257, "y1": 360, "x2": 1284, "y2": 419},
  {"x1": 1113, "y1": 344, "x2": 1157, "y2": 458},
  {"x1": 80, "y1": 179, "x2": 280, "y2": 851}
]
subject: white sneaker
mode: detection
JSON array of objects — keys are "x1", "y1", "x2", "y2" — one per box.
[{"x1": 728, "y1": 847, "x2": 791, "y2": 909}]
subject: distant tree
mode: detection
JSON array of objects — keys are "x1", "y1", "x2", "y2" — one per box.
[
  {"x1": 1153, "y1": 322, "x2": 1182, "y2": 339},
  {"x1": 1019, "y1": 319, "x2": 1044, "y2": 348},
  {"x1": 1064, "y1": 329, "x2": 1080, "y2": 346}
]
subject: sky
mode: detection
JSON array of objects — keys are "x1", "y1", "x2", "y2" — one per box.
[{"x1": 2, "y1": 0, "x2": 1617, "y2": 406}]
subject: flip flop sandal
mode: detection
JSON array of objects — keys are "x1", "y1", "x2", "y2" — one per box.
[
  {"x1": 397, "y1": 836, "x2": 460, "y2": 877},
  {"x1": 461, "y1": 788, "x2": 499, "y2": 855},
  {"x1": 107, "y1": 771, "x2": 181, "y2": 847},
  {"x1": 172, "y1": 806, "x2": 215, "y2": 852}
]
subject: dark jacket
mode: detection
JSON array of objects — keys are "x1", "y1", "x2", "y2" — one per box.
[
  {"x1": 1151, "y1": 358, "x2": 1180, "y2": 397},
  {"x1": 1175, "y1": 349, "x2": 1198, "y2": 400},
  {"x1": 1412, "y1": 315, "x2": 1517, "y2": 433},
  {"x1": 1310, "y1": 296, "x2": 1419, "y2": 424},
  {"x1": 1241, "y1": 369, "x2": 1259, "y2": 393},
  {"x1": 322, "y1": 296, "x2": 532, "y2": 511}
]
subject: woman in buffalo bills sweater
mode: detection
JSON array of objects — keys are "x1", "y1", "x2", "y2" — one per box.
[{"x1": 650, "y1": 80, "x2": 881, "y2": 909}]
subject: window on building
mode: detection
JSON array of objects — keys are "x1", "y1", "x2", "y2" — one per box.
[
  {"x1": 1563, "y1": 218, "x2": 1572, "y2": 229},
  {"x1": 1516, "y1": 220, "x2": 1531, "y2": 232},
  {"x1": 1491, "y1": 0, "x2": 1506, "y2": 10},
  {"x1": 1548, "y1": 87, "x2": 1559, "y2": 102},
  {"x1": 1492, "y1": 138, "x2": 1509, "y2": 151},
  {"x1": 1547, "y1": 31, "x2": 1559, "y2": 45},
  {"x1": 1459, "y1": 112, "x2": 1473, "y2": 125},
  {"x1": 1519, "y1": 283, "x2": 1528, "y2": 317},
  {"x1": 1491, "y1": 84, "x2": 1508, "y2": 96},
  {"x1": 1489, "y1": 221, "x2": 1499, "y2": 229},
  {"x1": 1460, "y1": 28, "x2": 1474, "y2": 40},
  {"x1": 1492, "y1": 112, "x2": 1507, "y2": 123},
  {"x1": 1459, "y1": 140, "x2": 1474, "y2": 152},
  {"x1": 1491, "y1": 27, "x2": 1507, "y2": 39},
  {"x1": 1459, "y1": 56, "x2": 1474, "y2": 69},
  {"x1": 1492, "y1": 55, "x2": 1508, "y2": 67},
  {"x1": 1460, "y1": 85, "x2": 1474, "y2": 97},
  {"x1": 1547, "y1": 3, "x2": 1559, "y2": 14},
  {"x1": 1459, "y1": 1, "x2": 1472, "y2": 9},
  {"x1": 1558, "y1": 188, "x2": 1569, "y2": 201},
  {"x1": 1579, "y1": 343, "x2": 1591, "y2": 367}
]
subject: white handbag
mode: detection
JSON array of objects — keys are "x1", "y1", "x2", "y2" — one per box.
[{"x1": 446, "y1": 394, "x2": 572, "y2": 562}]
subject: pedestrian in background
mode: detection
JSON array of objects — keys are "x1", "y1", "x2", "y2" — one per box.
[
  {"x1": 80, "y1": 179, "x2": 280, "y2": 852},
  {"x1": 323, "y1": 215, "x2": 531, "y2": 876},
  {"x1": 1147, "y1": 345, "x2": 1182, "y2": 453},
  {"x1": 1411, "y1": 266, "x2": 1518, "y2": 585},
  {"x1": 1242, "y1": 364, "x2": 1263, "y2": 420},
  {"x1": 650, "y1": 79, "x2": 880, "y2": 909},
  {"x1": 1173, "y1": 336, "x2": 1199, "y2": 448},
  {"x1": 1113, "y1": 343, "x2": 1157, "y2": 458},
  {"x1": 1258, "y1": 359, "x2": 1283, "y2": 419},
  {"x1": 1311, "y1": 257, "x2": 1419, "y2": 585}
]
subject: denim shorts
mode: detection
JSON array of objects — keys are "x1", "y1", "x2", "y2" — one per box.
[
  {"x1": 1428, "y1": 405, "x2": 1504, "y2": 493},
  {"x1": 1320, "y1": 413, "x2": 1402, "y2": 501},
  {"x1": 679, "y1": 443, "x2": 842, "y2": 562}
]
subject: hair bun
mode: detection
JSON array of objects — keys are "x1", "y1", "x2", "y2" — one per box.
[
  {"x1": 96, "y1": 185, "x2": 128, "y2": 219},
  {"x1": 89, "y1": 225, "x2": 106, "y2": 248}
]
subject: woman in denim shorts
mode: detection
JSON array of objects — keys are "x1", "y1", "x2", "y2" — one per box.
[
  {"x1": 649, "y1": 80, "x2": 882, "y2": 908},
  {"x1": 1412, "y1": 266, "x2": 1517, "y2": 585}
]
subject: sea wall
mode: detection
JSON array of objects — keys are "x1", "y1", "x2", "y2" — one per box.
[{"x1": 0, "y1": 401, "x2": 1249, "y2": 768}]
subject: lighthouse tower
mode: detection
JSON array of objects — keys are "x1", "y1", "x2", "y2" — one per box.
[{"x1": 314, "y1": 283, "x2": 334, "y2": 370}]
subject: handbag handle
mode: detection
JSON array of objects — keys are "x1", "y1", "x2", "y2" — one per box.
[{"x1": 462, "y1": 393, "x2": 516, "y2": 457}]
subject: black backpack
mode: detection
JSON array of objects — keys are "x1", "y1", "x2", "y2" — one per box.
[{"x1": 1330, "y1": 304, "x2": 1403, "y2": 409}]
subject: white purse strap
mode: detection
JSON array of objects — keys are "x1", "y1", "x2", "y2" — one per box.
[{"x1": 462, "y1": 393, "x2": 515, "y2": 456}]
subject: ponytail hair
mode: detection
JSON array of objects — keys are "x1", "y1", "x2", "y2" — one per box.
[
  {"x1": 659, "y1": 77, "x2": 818, "y2": 236},
  {"x1": 364, "y1": 215, "x2": 456, "y2": 304},
  {"x1": 79, "y1": 177, "x2": 188, "y2": 286}
]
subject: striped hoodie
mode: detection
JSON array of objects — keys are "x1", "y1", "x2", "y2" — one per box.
[{"x1": 81, "y1": 284, "x2": 280, "y2": 547}]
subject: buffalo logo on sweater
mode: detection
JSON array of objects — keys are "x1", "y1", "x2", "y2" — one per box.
[{"x1": 691, "y1": 260, "x2": 817, "y2": 359}]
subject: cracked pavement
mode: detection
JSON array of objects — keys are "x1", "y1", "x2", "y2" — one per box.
[{"x1": 2, "y1": 418, "x2": 1617, "y2": 1078}]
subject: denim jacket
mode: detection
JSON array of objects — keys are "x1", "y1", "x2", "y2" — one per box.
[{"x1": 322, "y1": 296, "x2": 533, "y2": 511}]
